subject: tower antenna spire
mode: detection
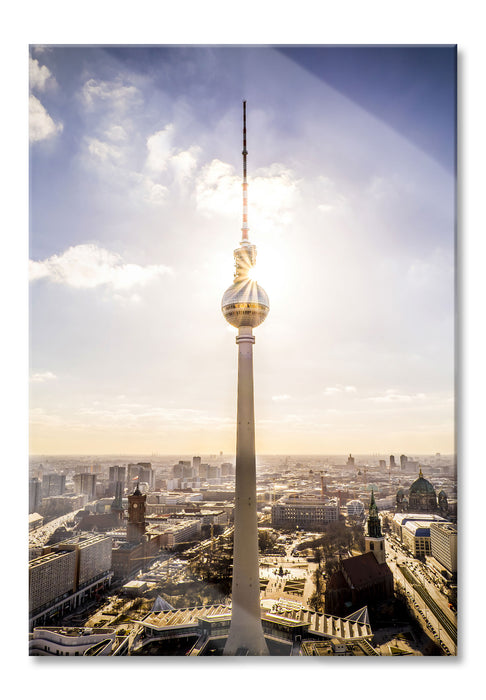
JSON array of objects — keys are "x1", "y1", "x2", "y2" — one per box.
[{"x1": 241, "y1": 100, "x2": 249, "y2": 242}]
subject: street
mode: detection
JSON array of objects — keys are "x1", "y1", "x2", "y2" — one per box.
[{"x1": 385, "y1": 535, "x2": 457, "y2": 655}]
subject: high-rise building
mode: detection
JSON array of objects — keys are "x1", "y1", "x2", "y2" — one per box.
[
  {"x1": 109, "y1": 465, "x2": 126, "y2": 485},
  {"x1": 42, "y1": 473, "x2": 66, "y2": 497},
  {"x1": 221, "y1": 102, "x2": 269, "y2": 656},
  {"x1": 29, "y1": 477, "x2": 42, "y2": 513},
  {"x1": 73, "y1": 473, "x2": 97, "y2": 501},
  {"x1": 128, "y1": 462, "x2": 154, "y2": 487}
]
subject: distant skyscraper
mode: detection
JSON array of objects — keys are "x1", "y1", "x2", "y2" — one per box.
[
  {"x1": 193, "y1": 456, "x2": 201, "y2": 476},
  {"x1": 42, "y1": 473, "x2": 66, "y2": 497},
  {"x1": 73, "y1": 473, "x2": 96, "y2": 501},
  {"x1": 29, "y1": 477, "x2": 42, "y2": 513},
  {"x1": 389, "y1": 455, "x2": 396, "y2": 469},
  {"x1": 221, "y1": 102, "x2": 269, "y2": 656}
]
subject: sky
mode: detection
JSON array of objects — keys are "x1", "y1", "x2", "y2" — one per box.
[{"x1": 29, "y1": 45, "x2": 456, "y2": 456}]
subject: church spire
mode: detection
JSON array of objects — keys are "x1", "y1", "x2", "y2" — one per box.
[{"x1": 367, "y1": 490, "x2": 382, "y2": 539}]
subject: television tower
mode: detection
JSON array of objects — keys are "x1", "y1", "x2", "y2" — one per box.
[{"x1": 221, "y1": 101, "x2": 269, "y2": 655}]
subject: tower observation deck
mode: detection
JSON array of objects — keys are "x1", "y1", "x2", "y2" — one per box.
[{"x1": 221, "y1": 102, "x2": 269, "y2": 656}]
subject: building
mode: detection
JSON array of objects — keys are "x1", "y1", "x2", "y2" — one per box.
[
  {"x1": 41, "y1": 493, "x2": 86, "y2": 519},
  {"x1": 30, "y1": 549, "x2": 77, "y2": 618},
  {"x1": 325, "y1": 492, "x2": 393, "y2": 616},
  {"x1": 220, "y1": 101, "x2": 269, "y2": 656},
  {"x1": 172, "y1": 461, "x2": 191, "y2": 479},
  {"x1": 29, "y1": 478, "x2": 42, "y2": 513},
  {"x1": 364, "y1": 491, "x2": 386, "y2": 564},
  {"x1": 29, "y1": 513, "x2": 44, "y2": 531},
  {"x1": 395, "y1": 467, "x2": 446, "y2": 514},
  {"x1": 42, "y1": 473, "x2": 66, "y2": 497},
  {"x1": 221, "y1": 462, "x2": 234, "y2": 477},
  {"x1": 108, "y1": 465, "x2": 126, "y2": 497},
  {"x1": 429, "y1": 521, "x2": 457, "y2": 574},
  {"x1": 271, "y1": 494, "x2": 339, "y2": 530},
  {"x1": 134, "y1": 601, "x2": 374, "y2": 656},
  {"x1": 126, "y1": 462, "x2": 153, "y2": 488},
  {"x1": 408, "y1": 468, "x2": 438, "y2": 513},
  {"x1": 73, "y1": 473, "x2": 97, "y2": 501},
  {"x1": 127, "y1": 482, "x2": 146, "y2": 543},
  {"x1": 109, "y1": 465, "x2": 126, "y2": 483},
  {"x1": 391, "y1": 512, "x2": 448, "y2": 557},
  {"x1": 29, "y1": 534, "x2": 113, "y2": 629},
  {"x1": 29, "y1": 627, "x2": 119, "y2": 656}
]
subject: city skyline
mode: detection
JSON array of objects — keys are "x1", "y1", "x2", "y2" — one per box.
[{"x1": 29, "y1": 45, "x2": 456, "y2": 456}]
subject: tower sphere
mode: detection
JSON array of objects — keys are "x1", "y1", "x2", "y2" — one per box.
[{"x1": 221, "y1": 278, "x2": 269, "y2": 328}]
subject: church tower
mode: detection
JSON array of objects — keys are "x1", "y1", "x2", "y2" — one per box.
[
  {"x1": 127, "y1": 481, "x2": 146, "y2": 543},
  {"x1": 365, "y1": 490, "x2": 386, "y2": 565}
]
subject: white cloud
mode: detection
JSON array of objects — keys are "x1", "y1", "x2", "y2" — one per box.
[
  {"x1": 104, "y1": 124, "x2": 128, "y2": 142},
  {"x1": 195, "y1": 159, "x2": 300, "y2": 233},
  {"x1": 29, "y1": 244, "x2": 171, "y2": 292},
  {"x1": 29, "y1": 57, "x2": 54, "y2": 92},
  {"x1": 145, "y1": 126, "x2": 201, "y2": 185},
  {"x1": 29, "y1": 95, "x2": 63, "y2": 143},
  {"x1": 71, "y1": 401, "x2": 234, "y2": 432},
  {"x1": 86, "y1": 137, "x2": 122, "y2": 163},
  {"x1": 81, "y1": 77, "x2": 140, "y2": 111},
  {"x1": 146, "y1": 125, "x2": 175, "y2": 172},
  {"x1": 323, "y1": 384, "x2": 357, "y2": 396},
  {"x1": 195, "y1": 159, "x2": 238, "y2": 217},
  {"x1": 314, "y1": 175, "x2": 347, "y2": 213},
  {"x1": 272, "y1": 394, "x2": 291, "y2": 402},
  {"x1": 170, "y1": 147, "x2": 200, "y2": 184},
  {"x1": 368, "y1": 391, "x2": 427, "y2": 403},
  {"x1": 141, "y1": 178, "x2": 169, "y2": 205},
  {"x1": 30, "y1": 371, "x2": 57, "y2": 383}
]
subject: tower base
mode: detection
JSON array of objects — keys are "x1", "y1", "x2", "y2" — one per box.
[{"x1": 223, "y1": 603, "x2": 269, "y2": 655}]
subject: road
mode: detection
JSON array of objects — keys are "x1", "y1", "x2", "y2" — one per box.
[
  {"x1": 29, "y1": 509, "x2": 84, "y2": 549},
  {"x1": 385, "y1": 535, "x2": 457, "y2": 655}
]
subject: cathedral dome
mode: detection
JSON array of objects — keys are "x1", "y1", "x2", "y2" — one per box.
[
  {"x1": 409, "y1": 470, "x2": 436, "y2": 496},
  {"x1": 407, "y1": 468, "x2": 438, "y2": 513}
]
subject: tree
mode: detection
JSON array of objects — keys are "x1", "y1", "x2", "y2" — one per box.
[{"x1": 258, "y1": 529, "x2": 277, "y2": 553}]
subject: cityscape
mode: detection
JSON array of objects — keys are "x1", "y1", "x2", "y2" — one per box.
[
  {"x1": 28, "y1": 43, "x2": 456, "y2": 664},
  {"x1": 29, "y1": 451, "x2": 457, "y2": 656}
]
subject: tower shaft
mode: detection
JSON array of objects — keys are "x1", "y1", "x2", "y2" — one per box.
[{"x1": 224, "y1": 326, "x2": 268, "y2": 655}]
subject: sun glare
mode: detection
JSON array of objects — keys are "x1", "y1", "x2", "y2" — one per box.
[{"x1": 248, "y1": 265, "x2": 259, "y2": 282}]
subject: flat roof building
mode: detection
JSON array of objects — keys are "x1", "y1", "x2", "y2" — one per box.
[
  {"x1": 430, "y1": 521, "x2": 457, "y2": 574},
  {"x1": 271, "y1": 494, "x2": 339, "y2": 530}
]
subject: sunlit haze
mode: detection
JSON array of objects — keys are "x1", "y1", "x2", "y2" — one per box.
[{"x1": 29, "y1": 46, "x2": 456, "y2": 456}]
